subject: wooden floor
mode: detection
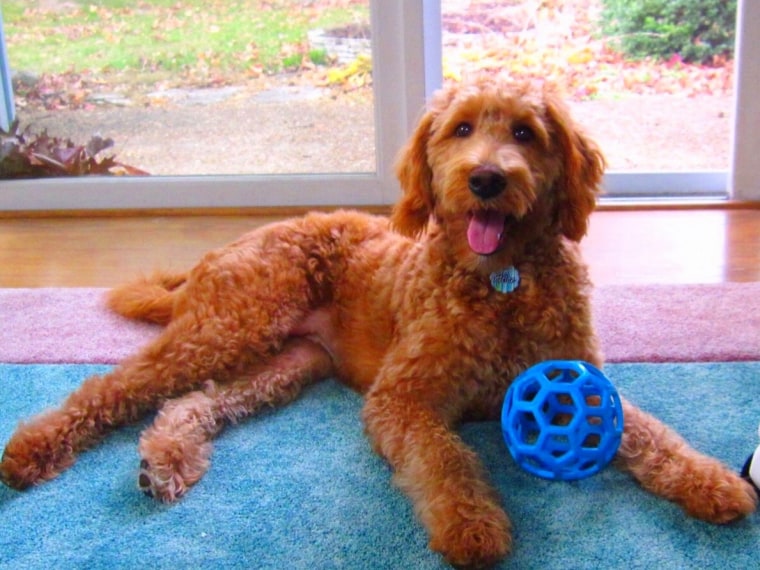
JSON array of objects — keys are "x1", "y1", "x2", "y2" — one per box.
[{"x1": 1, "y1": 208, "x2": 759, "y2": 287}]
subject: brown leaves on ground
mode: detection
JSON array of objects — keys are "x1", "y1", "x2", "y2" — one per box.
[
  {"x1": 13, "y1": 72, "x2": 101, "y2": 112},
  {"x1": 442, "y1": 0, "x2": 734, "y2": 101},
  {"x1": 0, "y1": 121, "x2": 148, "y2": 178}
]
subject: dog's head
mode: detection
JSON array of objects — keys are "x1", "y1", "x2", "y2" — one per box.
[{"x1": 392, "y1": 74, "x2": 605, "y2": 269}]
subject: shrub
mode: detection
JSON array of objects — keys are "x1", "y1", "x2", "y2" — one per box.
[{"x1": 600, "y1": 0, "x2": 737, "y2": 64}]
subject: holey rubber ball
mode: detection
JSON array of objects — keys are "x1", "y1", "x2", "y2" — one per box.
[{"x1": 501, "y1": 360, "x2": 624, "y2": 481}]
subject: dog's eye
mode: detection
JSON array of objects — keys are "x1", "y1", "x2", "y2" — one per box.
[
  {"x1": 454, "y1": 122, "x2": 473, "y2": 138},
  {"x1": 512, "y1": 125, "x2": 535, "y2": 143}
]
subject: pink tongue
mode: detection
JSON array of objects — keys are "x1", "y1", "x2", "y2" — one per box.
[{"x1": 467, "y1": 211, "x2": 505, "y2": 255}]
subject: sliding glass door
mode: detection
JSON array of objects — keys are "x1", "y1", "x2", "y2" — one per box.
[
  {"x1": 0, "y1": 0, "x2": 757, "y2": 210},
  {"x1": 0, "y1": 0, "x2": 427, "y2": 210},
  {"x1": 8, "y1": 1, "x2": 375, "y2": 177}
]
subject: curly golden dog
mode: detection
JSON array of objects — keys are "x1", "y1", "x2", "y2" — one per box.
[{"x1": 2, "y1": 75, "x2": 755, "y2": 568}]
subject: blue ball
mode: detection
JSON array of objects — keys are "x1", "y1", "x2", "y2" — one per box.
[{"x1": 501, "y1": 360, "x2": 624, "y2": 481}]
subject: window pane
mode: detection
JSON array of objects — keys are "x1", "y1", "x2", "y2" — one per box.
[
  {"x1": 5, "y1": 0, "x2": 374, "y2": 176},
  {"x1": 440, "y1": 0, "x2": 735, "y2": 173}
]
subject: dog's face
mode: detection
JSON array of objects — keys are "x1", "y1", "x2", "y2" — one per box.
[{"x1": 392, "y1": 75, "x2": 605, "y2": 272}]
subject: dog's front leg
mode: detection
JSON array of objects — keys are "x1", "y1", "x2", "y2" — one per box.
[
  {"x1": 616, "y1": 397, "x2": 757, "y2": 523},
  {"x1": 363, "y1": 387, "x2": 511, "y2": 568}
]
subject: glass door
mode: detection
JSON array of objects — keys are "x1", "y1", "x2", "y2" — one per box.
[
  {"x1": 1, "y1": 1, "x2": 758, "y2": 209},
  {"x1": 6, "y1": 0, "x2": 374, "y2": 177},
  {"x1": 0, "y1": 0, "x2": 425, "y2": 210}
]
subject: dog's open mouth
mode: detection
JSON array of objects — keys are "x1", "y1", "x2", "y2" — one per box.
[{"x1": 467, "y1": 210, "x2": 507, "y2": 255}]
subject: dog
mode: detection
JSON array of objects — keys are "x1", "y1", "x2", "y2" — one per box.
[{"x1": 1, "y1": 74, "x2": 755, "y2": 568}]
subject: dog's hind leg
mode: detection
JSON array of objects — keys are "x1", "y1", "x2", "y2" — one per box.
[
  {"x1": 1, "y1": 215, "x2": 345, "y2": 490},
  {"x1": 136, "y1": 338, "x2": 333, "y2": 502},
  {"x1": 0, "y1": 311, "x2": 262, "y2": 490},
  {"x1": 0, "y1": 277, "x2": 318, "y2": 491}
]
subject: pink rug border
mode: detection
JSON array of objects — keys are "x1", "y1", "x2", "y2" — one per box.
[
  {"x1": 1, "y1": 284, "x2": 758, "y2": 364},
  {"x1": 593, "y1": 283, "x2": 760, "y2": 363}
]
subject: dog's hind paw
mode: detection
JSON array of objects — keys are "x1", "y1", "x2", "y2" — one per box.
[
  {"x1": 136, "y1": 434, "x2": 213, "y2": 502},
  {"x1": 0, "y1": 418, "x2": 77, "y2": 490},
  {"x1": 137, "y1": 458, "x2": 190, "y2": 502},
  {"x1": 0, "y1": 446, "x2": 67, "y2": 490}
]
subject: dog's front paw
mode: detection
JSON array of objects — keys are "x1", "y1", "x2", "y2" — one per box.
[
  {"x1": 678, "y1": 463, "x2": 757, "y2": 524},
  {"x1": 429, "y1": 502, "x2": 512, "y2": 569}
]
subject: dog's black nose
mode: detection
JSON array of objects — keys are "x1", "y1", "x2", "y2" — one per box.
[{"x1": 468, "y1": 166, "x2": 506, "y2": 199}]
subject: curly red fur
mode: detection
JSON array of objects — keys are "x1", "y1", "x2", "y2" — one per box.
[
  {"x1": 2, "y1": 74, "x2": 754, "y2": 568},
  {"x1": 105, "y1": 270, "x2": 187, "y2": 325}
]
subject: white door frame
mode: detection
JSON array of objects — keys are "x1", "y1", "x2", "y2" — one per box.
[{"x1": 730, "y1": 0, "x2": 760, "y2": 200}]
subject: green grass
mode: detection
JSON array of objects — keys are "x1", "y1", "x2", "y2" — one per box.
[{"x1": 4, "y1": 0, "x2": 367, "y2": 78}]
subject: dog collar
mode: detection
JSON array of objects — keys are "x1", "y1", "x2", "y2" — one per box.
[{"x1": 490, "y1": 266, "x2": 520, "y2": 293}]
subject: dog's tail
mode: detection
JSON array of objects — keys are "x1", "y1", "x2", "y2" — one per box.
[{"x1": 105, "y1": 271, "x2": 187, "y2": 326}]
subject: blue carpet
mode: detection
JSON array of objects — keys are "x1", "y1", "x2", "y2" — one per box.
[{"x1": 1, "y1": 362, "x2": 759, "y2": 569}]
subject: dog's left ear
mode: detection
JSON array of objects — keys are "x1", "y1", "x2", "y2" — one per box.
[
  {"x1": 546, "y1": 94, "x2": 606, "y2": 242},
  {"x1": 391, "y1": 110, "x2": 436, "y2": 238}
]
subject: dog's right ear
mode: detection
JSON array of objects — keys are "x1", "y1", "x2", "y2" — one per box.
[{"x1": 391, "y1": 111, "x2": 436, "y2": 238}]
